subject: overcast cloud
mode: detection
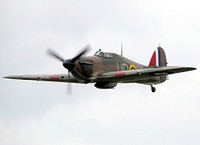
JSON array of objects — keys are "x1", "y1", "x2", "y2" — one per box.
[{"x1": 1, "y1": 0, "x2": 200, "y2": 145}]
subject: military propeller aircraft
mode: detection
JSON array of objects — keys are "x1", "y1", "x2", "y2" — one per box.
[{"x1": 4, "y1": 45, "x2": 196, "y2": 92}]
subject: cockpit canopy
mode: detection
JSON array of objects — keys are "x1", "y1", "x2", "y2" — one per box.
[{"x1": 94, "y1": 49, "x2": 114, "y2": 58}]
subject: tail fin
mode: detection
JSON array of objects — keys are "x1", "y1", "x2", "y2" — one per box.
[
  {"x1": 149, "y1": 46, "x2": 167, "y2": 67},
  {"x1": 149, "y1": 46, "x2": 168, "y2": 83}
]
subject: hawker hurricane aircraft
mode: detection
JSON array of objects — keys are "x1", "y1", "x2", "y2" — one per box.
[{"x1": 4, "y1": 45, "x2": 196, "y2": 92}]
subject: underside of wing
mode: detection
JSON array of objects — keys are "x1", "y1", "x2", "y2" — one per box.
[
  {"x1": 91, "y1": 66, "x2": 196, "y2": 84},
  {"x1": 4, "y1": 74, "x2": 81, "y2": 83}
]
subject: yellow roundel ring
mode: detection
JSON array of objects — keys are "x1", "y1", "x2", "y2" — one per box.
[{"x1": 129, "y1": 64, "x2": 138, "y2": 70}]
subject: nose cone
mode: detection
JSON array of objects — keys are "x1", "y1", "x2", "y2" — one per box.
[{"x1": 63, "y1": 59, "x2": 75, "y2": 70}]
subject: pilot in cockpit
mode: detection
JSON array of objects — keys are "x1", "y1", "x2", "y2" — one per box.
[{"x1": 94, "y1": 49, "x2": 104, "y2": 57}]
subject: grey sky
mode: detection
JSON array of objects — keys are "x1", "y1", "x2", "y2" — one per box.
[{"x1": 1, "y1": 0, "x2": 200, "y2": 145}]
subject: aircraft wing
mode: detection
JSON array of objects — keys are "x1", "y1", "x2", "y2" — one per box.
[
  {"x1": 91, "y1": 66, "x2": 196, "y2": 83},
  {"x1": 4, "y1": 74, "x2": 81, "y2": 83},
  {"x1": 4, "y1": 66, "x2": 196, "y2": 84}
]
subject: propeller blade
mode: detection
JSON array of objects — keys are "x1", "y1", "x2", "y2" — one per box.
[
  {"x1": 47, "y1": 49, "x2": 65, "y2": 62},
  {"x1": 67, "y1": 83, "x2": 72, "y2": 95},
  {"x1": 47, "y1": 45, "x2": 91, "y2": 71},
  {"x1": 71, "y1": 45, "x2": 90, "y2": 62},
  {"x1": 66, "y1": 70, "x2": 72, "y2": 95}
]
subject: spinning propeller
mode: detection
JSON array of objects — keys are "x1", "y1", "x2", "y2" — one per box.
[
  {"x1": 47, "y1": 45, "x2": 90, "y2": 94},
  {"x1": 47, "y1": 45, "x2": 90, "y2": 71}
]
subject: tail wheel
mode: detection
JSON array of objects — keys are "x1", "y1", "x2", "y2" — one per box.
[{"x1": 151, "y1": 85, "x2": 156, "y2": 93}]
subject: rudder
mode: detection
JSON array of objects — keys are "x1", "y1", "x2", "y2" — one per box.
[{"x1": 157, "y1": 46, "x2": 167, "y2": 67}]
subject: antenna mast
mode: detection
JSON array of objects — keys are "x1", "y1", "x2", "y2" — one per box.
[{"x1": 121, "y1": 43, "x2": 123, "y2": 56}]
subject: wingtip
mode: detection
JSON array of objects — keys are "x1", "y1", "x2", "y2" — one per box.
[
  {"x1": 190, "y1": 67, "x2": 197, "y2": 71},
  {"x1": 3, "y1": 75, "x2": 16, "y2": 79},
  {"x1": 181, "y1": 67, "x2": 197, "y2": 72},
  {"x1": 3, "y1": 75, "x2": 23, "y2": 80}
]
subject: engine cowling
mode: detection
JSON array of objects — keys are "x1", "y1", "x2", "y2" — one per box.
[{"x1": 94, "y1": 82, "x2": 117, "y2": 89}]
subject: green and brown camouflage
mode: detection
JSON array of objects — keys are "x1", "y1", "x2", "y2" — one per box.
[{"x1": 4, "y1": 46, "x2": 196, "y2": 92}]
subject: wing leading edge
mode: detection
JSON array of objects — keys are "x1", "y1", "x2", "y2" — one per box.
[{"x1": 4, "y1": 74, "x2": 80, "y2": 83}]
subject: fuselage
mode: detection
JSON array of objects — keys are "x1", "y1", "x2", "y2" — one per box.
[{"x1": 71, "y1": 50, "x2": 152, "y2": 82}]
